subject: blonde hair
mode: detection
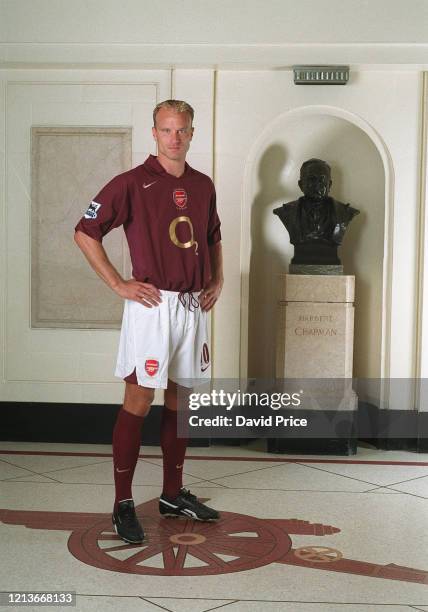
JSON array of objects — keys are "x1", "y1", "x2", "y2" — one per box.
[{"x1": 153, "y1": 99, "x2": 194, "y2": 126}]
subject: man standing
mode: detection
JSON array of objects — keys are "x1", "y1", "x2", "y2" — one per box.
[{"x1": 74, "y1": 100, "x2": 223, "y2": 545}]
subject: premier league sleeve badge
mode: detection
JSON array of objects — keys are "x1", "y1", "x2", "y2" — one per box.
[{"x1": 84, "y1": 201, "x2": 102, "y2": 219}]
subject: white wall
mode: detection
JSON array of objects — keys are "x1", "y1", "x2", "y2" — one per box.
[
  {"x1": 214, "y1": 70, "x2": 422, "y2": 393},
  {"x1": 1, "y1": 1, "x2": 428, "y2": 408},
  {"x1": 0, "y1": 70, "x2": 172, "y2": 404},
  {"x1": 1, "y1": 0, "x2": 428, "y2": 67},
  {"x1": 0, "y1": 68, "x2": 219, "y2": 404},
  {"x1": 2, "y1": 0, "x2": 428, "y2": 44}
]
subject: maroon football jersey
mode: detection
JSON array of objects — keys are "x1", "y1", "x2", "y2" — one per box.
[{"x1": 75, "y1": 155, "x2": 221, "y2": 292}]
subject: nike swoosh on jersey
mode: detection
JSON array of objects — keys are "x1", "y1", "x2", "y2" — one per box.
[{"x1": 143, "y1": 181, "x2": 157, "y2": 189}]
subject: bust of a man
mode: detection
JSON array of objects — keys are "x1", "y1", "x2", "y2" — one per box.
[{"x1": 273, "y1": 158, "x2": 359, "y2": 265}]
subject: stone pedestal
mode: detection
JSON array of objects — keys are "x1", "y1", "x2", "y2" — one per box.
[
  {"x1": 270, "y1": 274, "x2": 357, "y2": 455},
  {"x1": 276, "y1": 274, "x2": 355, "y2": 378}
]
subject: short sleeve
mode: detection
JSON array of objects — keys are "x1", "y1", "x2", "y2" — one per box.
[
  {"x1": 207, "y1": 186, "x2": 222, "y2": 246},
  {"x1": 74, "y1": 173, "x2": 130, "y2": 242}
]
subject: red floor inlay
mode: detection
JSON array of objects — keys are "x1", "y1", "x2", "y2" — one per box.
[{"x1": 1, "y1": 499, "x2": 427, "y2": 582}]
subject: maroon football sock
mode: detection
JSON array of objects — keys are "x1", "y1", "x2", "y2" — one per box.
[
  {"x1": 160, "y1": 404, "x2": 188, "y2": 499},
  {"x1": 112, "y1": 407, "x2": 144, "y2": 512}
]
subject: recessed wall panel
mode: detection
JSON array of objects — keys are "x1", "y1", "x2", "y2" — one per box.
[{"x1": 31, "y1": 126, "x2": 132, "y2": 328}]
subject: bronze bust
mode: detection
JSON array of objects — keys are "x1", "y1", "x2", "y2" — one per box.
[{"x1": 273, "y1": 159, "x2": 359, "y2": 265}]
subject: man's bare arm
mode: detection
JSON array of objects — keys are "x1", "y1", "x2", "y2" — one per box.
[
  {"x1": 200, "y1": 241, "x2": 223, "y2": 312},
  {"x1": 74, "y1": 230, "x2": 161, "y2": 307},
  {"x1": 210, "y1": 241, "x2": 223, "y2": 284}
]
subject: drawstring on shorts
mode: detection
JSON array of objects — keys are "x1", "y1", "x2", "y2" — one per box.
[{"x1": 178, "y1": 291, "x2": 200, "y2": 312}]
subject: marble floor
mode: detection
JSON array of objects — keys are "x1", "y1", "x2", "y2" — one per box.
[{"x1": 1, "y1": 440, "x2": 427, "y2": 612}]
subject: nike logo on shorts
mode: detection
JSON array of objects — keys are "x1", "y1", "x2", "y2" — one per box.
[
  {"x1": 116, "y1": 467, "x2": 130, "y2": 473},
  {"x1": 143, "y1": 181, "x2": 157, "y2": 189}
]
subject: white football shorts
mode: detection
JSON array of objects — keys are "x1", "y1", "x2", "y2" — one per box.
[{"x1": 115, "y1": 290, "x2": 211, "y2": 389}]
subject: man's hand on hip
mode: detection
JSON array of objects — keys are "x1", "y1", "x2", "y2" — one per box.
[
  {"x1": 115, "y1": 279, "x2": 162, "y2": 307},
  {"x1": 199, "y1": 279, "x2": 223, "y2": 312}
]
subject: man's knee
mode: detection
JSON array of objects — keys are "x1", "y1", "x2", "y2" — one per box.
[
  {"x1": 123, "y1": 383, "x2": 155, "y2": 417},
  {"x1": 165, "y1": 380, "x2": 192, "y2": 412}
]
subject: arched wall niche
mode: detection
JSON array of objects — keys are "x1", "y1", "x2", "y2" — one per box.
[{"x1": 240, "y1": 106, "x2": 392, "y2": 383}]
